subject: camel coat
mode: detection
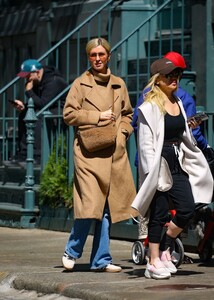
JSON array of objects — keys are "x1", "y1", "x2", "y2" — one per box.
[
  {"x1": 63, "y1": 69, "x2": 137, "y2": 223},
  {"x1": 131, "y1": 99, "x2": 213, "y2": 217}
]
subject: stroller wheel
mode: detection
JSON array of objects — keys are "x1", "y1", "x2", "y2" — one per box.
[
  {"x1": 171, "y1": 237, "x2": 184, "y2": 267},
  {"x1": 131, "y1": 241, "x2": 146, "y2": 265},
  {"x1": 199, "y1": 240, "x2": 213, "y2": 262}
]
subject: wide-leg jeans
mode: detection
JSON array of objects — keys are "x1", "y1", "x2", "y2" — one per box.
[{"x1": 65, "y1": 205, "x2": 112, "y2": 269}]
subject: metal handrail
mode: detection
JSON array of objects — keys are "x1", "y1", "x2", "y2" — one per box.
[
  {"x1": 37, "y1": 0, "x2": 175, "y2": 117},
  {"x1": 0, "y1": 0, "x2": 116, "y2": 163},
  {"x1": 0, "y1": 0, "x2": 115, "y2": 95},
  {"x1": 0, "y1": 0, "x2": 176, "y2": 116},
  {"x1": 36, "y1": 85, "x2": 70, "y2": 117},
  {"x1": 111, "y1": 0, "x2": 173, "y2": 52},
  {"x1": 0, "y1": 0, "x2": 191, "y2": 170}
]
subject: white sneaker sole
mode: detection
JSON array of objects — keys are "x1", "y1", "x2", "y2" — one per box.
[
  {"x1": 162, "y1": 261, "x2": 177, "y2": 274},
  {"x1": 145, "y1": 269, "x2": 171, "y2": 280}
]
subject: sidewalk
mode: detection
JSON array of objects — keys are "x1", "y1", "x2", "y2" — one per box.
[{"x1": 0, "y1": 227, "x2": 214, "y2": 300}]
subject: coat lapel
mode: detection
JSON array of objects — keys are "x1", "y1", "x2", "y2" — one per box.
[
  {"x1": 79, "y1": 70, "x2": 121, "y2": 112},
  {"x1": 109, "y1": 75, "x2": 120, "y2": 111}
]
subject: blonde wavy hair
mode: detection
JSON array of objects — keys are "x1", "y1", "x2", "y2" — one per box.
[
  {"x1": 86, "y1": 38, "x2": 111, "y2": 55},
  {"x1": 143, "y1": 73, "x2": 167, "y2": 114}
]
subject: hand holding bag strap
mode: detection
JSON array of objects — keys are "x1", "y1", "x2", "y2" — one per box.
[
  {"x1": 79, "y1": 86, "x2": 115, "y2": 130},
  {"x1": 77, "y1": 94, "x2": 117, "y2": 152}
]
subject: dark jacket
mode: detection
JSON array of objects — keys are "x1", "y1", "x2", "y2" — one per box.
[
  {"x1": 18, "y1": 66, "x2": 68, "y2": 157},
  {"x1": 25, "y1": 66, "x2": 68, "y2": 112}
]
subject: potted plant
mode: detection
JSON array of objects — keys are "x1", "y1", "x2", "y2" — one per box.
[{"x1": 38, "y1": 136, "x2": 73, "y2": 231}]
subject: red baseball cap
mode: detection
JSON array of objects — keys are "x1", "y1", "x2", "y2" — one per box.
[{"x1": 164, "y1": 51, "x2": 186, "y2": 69}]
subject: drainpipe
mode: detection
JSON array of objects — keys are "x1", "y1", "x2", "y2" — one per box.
[
  {"x1": 206, "y1": 0, "x2": 214, "y2": 111},
  {"x1": 206, "y1": 0, "x2": 214, "y2": 147}
]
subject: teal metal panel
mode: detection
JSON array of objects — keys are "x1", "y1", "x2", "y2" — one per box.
[
  {"x1": 120, "y1": 2, "x2": 157, "y2": 59},
  {"x1": 180, "y1": 71, "x2": 196, "y2": 98},
  {"x1": 206, "y1": 0, "x2": 214, "y2": 112}
]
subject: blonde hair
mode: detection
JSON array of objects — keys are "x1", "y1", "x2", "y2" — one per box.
[
  {"x1": 86, "y1": 38, "x2": 111, "y2": 55},
  {"x1": 143, "y1": 73, "x2": 166, "y2": 114}
]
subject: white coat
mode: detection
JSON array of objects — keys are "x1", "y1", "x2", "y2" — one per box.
[{"x1": 131, "y1": 98, "x2": 213, "y2": 217}]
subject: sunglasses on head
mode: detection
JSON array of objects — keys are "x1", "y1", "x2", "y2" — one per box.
[{"x1": 163, "y1": 69, "x2": 183, "y2": 79}]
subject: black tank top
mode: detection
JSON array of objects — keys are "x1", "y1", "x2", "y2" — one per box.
[
  {"x1": 164, "y1": 111, "x2": 185, "y2": 142},
  {"x1": 162, "y1": 111, "x2": 185, "y2": 173}
]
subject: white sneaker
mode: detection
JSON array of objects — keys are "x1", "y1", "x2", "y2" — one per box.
[
  {"x1": 62, "y1": 252, "x2": 76, "y2": 271},
  {"x1": 160, "y1": 248, "x2": 177, "y2": 274},
  {"x1": 93, "y1": 264, "x2": 122, "y2": 273},
  {"x1": 105, "y1": 264, "x2": 122, "y2": 273},
  {"x1": 144, "y1": 259, "x2": 171, "y2": 279}
]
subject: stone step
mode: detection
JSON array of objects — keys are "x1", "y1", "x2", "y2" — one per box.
[{"x1": 0, "y1": 165, "x2": 41, "y2": 185}]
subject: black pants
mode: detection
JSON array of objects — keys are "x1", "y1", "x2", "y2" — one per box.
[
  {"x1": 148, "y1": 146, "x2": 195, "y2": 244},
  {"x1": 18, "y1": 109, "x2": 43, "y2": 158},
  {"x1": 17, "y1": 107, "x2": 62, "y2": 160}
]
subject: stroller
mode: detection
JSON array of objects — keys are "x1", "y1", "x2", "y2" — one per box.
[
  {"x1": 132, "y1": 149, "x2": 214, "y2": 266},
  {"x1": 131, "y1": 210, "x2": 185, "y2": 267},
  {"x1": 195, "y1": 148, "x2": 214, "y2": 262},
  {"x1": 194, "y1": 202, "x2": 214, "y2": 262}
]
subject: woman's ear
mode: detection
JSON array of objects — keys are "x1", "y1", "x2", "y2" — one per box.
[{"x1": 155, "y1": 75, "x2": 161, "y2": 86}]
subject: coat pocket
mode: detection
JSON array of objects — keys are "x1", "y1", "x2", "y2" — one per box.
[{"x1": 157, "y1": 157, "x2": 173, "y2": 192}]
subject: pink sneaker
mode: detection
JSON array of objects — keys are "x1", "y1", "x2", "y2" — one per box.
[
  {"x1": 144, "y1": 258, "x2": 171, "y2": 279},
  {"x1": 160, "y1": 248, "x2": 177, "y2": 274}
]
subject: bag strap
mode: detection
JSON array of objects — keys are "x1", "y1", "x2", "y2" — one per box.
[
  {"x1": 110, "y1": 88, "x2": 115, "y2": 113},
  {"x1": 112, "y1": 96, "x2": 115, "y2": 113}
]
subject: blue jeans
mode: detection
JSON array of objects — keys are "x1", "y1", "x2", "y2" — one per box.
[{"x1": 65, "y1": 205, "x2": 112, "y2": 269}]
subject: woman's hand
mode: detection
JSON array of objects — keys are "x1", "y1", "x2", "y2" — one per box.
[
  {"x1": 187, "y1": 117, "x2": 202, "y2": 129},
  {"x1": 100, "y1": 109, "x2": 116, "y2": 121}
]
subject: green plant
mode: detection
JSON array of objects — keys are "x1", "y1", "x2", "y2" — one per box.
[{"x1": 39, "y1": 137, "x2": 73, "y2": 208}]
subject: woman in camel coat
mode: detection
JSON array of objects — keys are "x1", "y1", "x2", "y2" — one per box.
[{"x1": 62, "y1": 37, "x2": 137, "y2": 273}]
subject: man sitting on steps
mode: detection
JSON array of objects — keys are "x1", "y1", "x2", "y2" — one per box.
[{"x1": 4, "y1": 59, "x2": 68, "y2": 167}]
